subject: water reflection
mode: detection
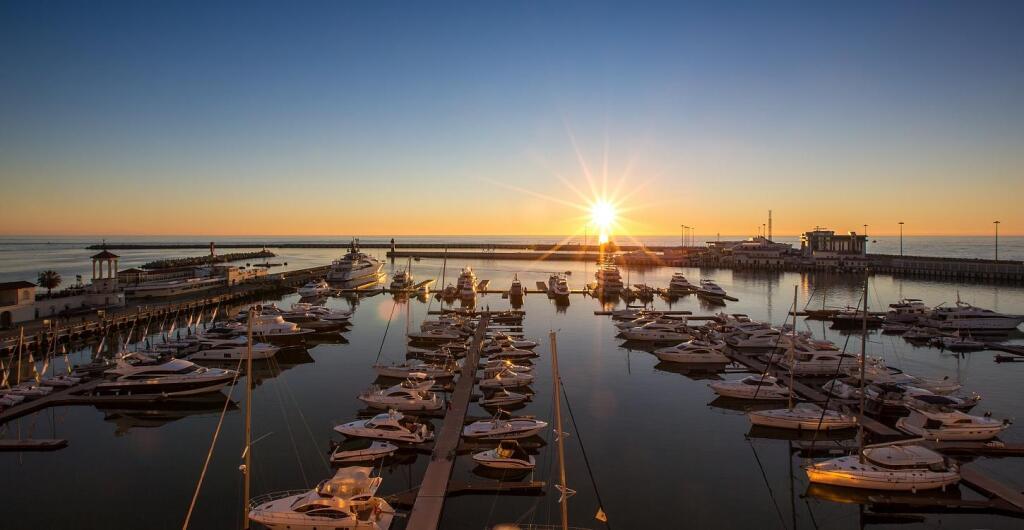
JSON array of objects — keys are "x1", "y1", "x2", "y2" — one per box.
[{"x1": 98, "y1": 394, "x2": 237, "y2": 436}]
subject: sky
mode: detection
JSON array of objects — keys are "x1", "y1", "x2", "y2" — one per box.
[{"x1": 1, "y1": 0, "x2": 1022, "y2": 237}]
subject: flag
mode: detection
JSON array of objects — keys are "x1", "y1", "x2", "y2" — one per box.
[{"x1": 595, "y1": 508, "x2": 608, "y2": 522}]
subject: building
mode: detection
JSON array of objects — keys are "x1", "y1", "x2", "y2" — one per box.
[
  {"x1": 728, "y1": 237, "x2": 793, "y2": 267},
  {"x1": 0, "y1": 281, "x2": 36, "y2": 329},
  {"x1": 800, "y1": 229, "x2": 868, "y2": 269}
]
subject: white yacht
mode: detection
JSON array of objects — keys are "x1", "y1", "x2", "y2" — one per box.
[
  {"x1": 805, "y1": 444, "x2": 959, "y2": 491},
  {"x1": 462, "y1": 416, "x2": 548, "y2": 440},
  {"x1": 547, "y1": 274, "x2": 570, "y2": 297},
  {"x1": 188, "y1": 340, "x2": 280, "y2": 362},
  {"x1": 654, "y1": 342, "x2": 730, "y2": 366},
  {"x1": 297, "y1": 279, "x2": 332, "y2": 297},
  {"x1": 327, "y1": 239, "x2": 384, "y2": 284},
  {"x1": 479, "y1": 368, "x2": 534, "y2": 389},
  {"x1": 358, "y1": 383, "x2": 442, "y2": 412},
  {"x1": 886, "y1": 298, "x2": 930, "y2": 323},
  {"x1": 668, "y1": 272, "x2": 696, "y2": 292},
  {"x1": 896, "y1": 407, "x2": 1010, "y2": 441},
  {"x1": 389, "y1": 268, "x2": 413, "y2": 291},
  {"x1": 407, "y1": 328, "x2": 465, "y2": 343},
  {"x1": 937, "y1": 332, "x2": 986, "y2": 351},
  {"x1": 472, "y1": 440, "x2": 536, "y2": 470},
  {"x1": 697, "y1": 279, "x2": 727, "y2": 299},
  {"x1": 330, "y1": 439, "x2": 398, "y2": 464},
  {"x1": 709, "y1": 374, "x2": 789, "y2": 400},
  {"x1": 923, "y1": 301, "x2": 1024, "y2": 332},
  {"x1": 372, "y1": 361, "x2": 456, "y2": 381},
  {"x1": 726, "y1": 328, "x2": 786, "y2": 352},
  {"x1": 457, "y1": 267, "x2": 478, "y2": 299},
  {"x1": 478, "y1": 389, "x2": 531, "y2": 407},
  {"x1": 748, "y1": 403, "x2": 857, "y2": 431},
  {"x1": 620, "y1": 324, "x2": 690, "y2": 342},
  {"x1": 487, "y1": 332, "x2": 538, "y2": 349},
  {"x1": 509, "y1": 275, "x2": 524, "y2": 297},
  {"x1": 291, "y1": 303, "x2": 353, "y2": 322},
  {"x1": 777, "y1": 344, "x2": 860, "y2": 376},
  {"x1": 248, "y1": 467, "x2": 395, "y2": 530},
  {"x1": 334, "y1": 409, "x2": 433, "y2": 443},
  {"x1": 248, "y1": 314, "x2": 315, "y2": 342},
  {"x1": 487, "y1": 348, "x2": 539, "y2": 361},
  {"x1": 98, "y1": 358, "x2": 236, "y2": 396},
  {"x1": 594, "y1": 264, "x2": 624, "y2": 294}
]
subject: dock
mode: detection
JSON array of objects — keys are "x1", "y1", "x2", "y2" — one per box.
[
  {"x1": 405, "y1": 313, "x2": 490, "y2": 530},
  {"x1": 0, "y1": 438, "x2": 68, "y2": 451}
]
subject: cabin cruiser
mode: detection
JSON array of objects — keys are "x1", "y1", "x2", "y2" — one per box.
[
  {"x1": 487, "y1": 347, "x2": 539, "y2": 361},
  {"x1": 372, "y1": 361, "x2": 456, "y2": 380},
  {"x1": 748, "y1": 403, "x2": 857, "y2": 431},
  {"x1": 472, "y1": 440, "x2": 536, "y2": 470},
  {"x1": 485, "y1": 333, "x2": 538, "y2": 350},
  {"x1": 291, "y1": 303, "x2": 353, "y2": 322},
  {"x1": 697, "y1": 279, "x2": 727, "y2": 299},
  {"x1": 188, "y1": 340, "x2": 280, "y2": 362},
  {"x1": 777, "y1": 345, "x2": 859, "y2": 376},
  {"x1": 297, "y1": 279, "x2": 332, "y2": 297},
  {"x1": 358, "y1": 383, "x2": 442, "y2": 412},
  {"x1": 248, "y1": 466, "x2": 395, "y2": 530},
  {"x1": 881, "y1": 322, "x2": 912, "y2": 334},
  {"x1": 0, "y1": 393, "x2": 26, "y2": 407},
  {"x1": 896, "y1": 407, "x2": 1010, "y2": 441},
  {"x1": 327, "y1": 239, "x2": 384, "y2": 284},
  {"x1": 594, "y1": 264, "x2": 624, "y2": 294},
  {"x1": 620, "y1": 326, "x2": 690, "y2": 343},
  {"x1": 408, "y1": 328, "x2": 465, "y2": 343},
  {"x1": 509, "y1": 275, "x2": 524, "y2": 297},
  {"x1": 901, "y1": 326, "x2": 949, "y2": 341},
  {"x1": 4, "y1": 382, "x2": 54, "y2": 399},
  {"x1": 440, "y1": 283, "x2": 459, "y2": 299},
  {"x1": 936, "y1": 332, "x2": 986, "y2": 351},
  {"x1": 805, "y1": 444, "x2": 959, "y2": 491},
  {"x1": 330, "y1": 439, "x2": 398, "y2": 464},
  {"x1": 865, "y1": 383, "x2": 981, "y2": 416},
  {"x1": 97, "y1": 358, "x2": 236, "y2": 396},
  {"x1": 457, "y1": 267, "x2": 478, "y2": 299},
  {"x1": 462, "y1": 415, "x2": 548, "y2": 440},
  {"x1": 830, "y1": 307, "x2": 884, "y2": 328},
  {"x1": 851, "y1": 358, "x2": 962, "y2": 395},
  {"x1": 40, "y1": 374, "x2": 81, "y2": 388},
  {"x1": 478, "y1": 389, "x2": 531, "y2": 407},
  {"x1": 709, "y1": 374, "x2": 789, "y2": 400},
  {"x1": 654, "y1": 342, "x2": 730, "y2": 366},
  {"x1": 668, "y1": 272, "x2": 696, "y2": 292},
  {"x1": 479, "y1": 368, "x2": 534, "y2": 389},
  {"x1": 726, "y1": 328, "x2": 787, "y2": 352},
  {"x1": 614, "y1": 316, "x2": 685, "y2": 331},
  {"x1": 547, "y1": 274, "x2": 570, "y2": 297},
  {"x1": 923, "y1": 301, "x2": 1024, "y2": 332},
  {"x1": 389, "y1": 268, "x2": 413, "y2": 291},
  {"x1": 334, "y1": 409, "x2": 433, "y2": 443},
  {"x1": 886, "y1": 298, "x2": 930, "y2": 323},
  {"x1": 249, "y1": 314, "x2": 315, "y2": 341},
  {"x1": 482, "y1": 361, "x2": 532, "y2": 378}
]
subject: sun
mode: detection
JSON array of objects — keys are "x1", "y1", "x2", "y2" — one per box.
[{"x1": 590, "y1": 200, "x2": 616, "y2": 231}]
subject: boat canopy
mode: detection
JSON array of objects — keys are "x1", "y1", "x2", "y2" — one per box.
[{"x1": 863, "y1": 445, "x2": 944, "y2": 468}]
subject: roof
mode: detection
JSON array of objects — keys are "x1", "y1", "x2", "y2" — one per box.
[
  {"x1": 0, "y1": 281, "x2": 36, "y2": 290},
  {"x1": 91, "y1": 250, "x2": 120, "y2": 259}
]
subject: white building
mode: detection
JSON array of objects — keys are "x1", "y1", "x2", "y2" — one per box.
[{"x1": 0, "y1": 281, "x2": 37, "y2": 329}]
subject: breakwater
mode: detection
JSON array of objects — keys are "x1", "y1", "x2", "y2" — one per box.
[{"x1": 141, "y1": 249, "x2": 276, "y2": 269}]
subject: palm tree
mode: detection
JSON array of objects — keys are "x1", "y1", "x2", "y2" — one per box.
[{"x1": 37, "y1": 270, "x2": 62, "y2": 296}]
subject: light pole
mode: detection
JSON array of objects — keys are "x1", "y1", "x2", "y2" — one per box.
[
  {"x1": 898, "y1": 222, "x2": 904, "y2": 256},
  {"x1": 681, "y1": 225, "x2": 685, "y2": 248},
  {"x1": 994, "y1": 221, "x2": 1000, "y2": 261}
]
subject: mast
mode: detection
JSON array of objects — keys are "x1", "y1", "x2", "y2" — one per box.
[
  {"x1": 788, "y1": 285, "x2": 797, "y2": 410},
  {"x1": 242, "y1": 308, "x2": 254, "y2": 529},
  {"x1": 15, "y1": 327, "x2": 23, "y2": 385},
  {"x1": 549, "y1": 330, "x2": 570, "y2": 530},
  {"x1": 858, "y1": 270, "x2": 868, "y2": 464}
]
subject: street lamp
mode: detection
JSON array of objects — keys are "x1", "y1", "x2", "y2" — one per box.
[
  {"x1": 898, "y1": 222, "x2": 904, "y2": 256},
  {"x1": 681, "y1": 225, "x2": 685, "y2": 248},
  {"x1": 994, "y1": 221, "x2": 1001, "y2": 261}
]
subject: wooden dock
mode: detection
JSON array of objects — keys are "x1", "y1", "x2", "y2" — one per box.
[
  {"x1": 960, "y1": 464, "x2": 1024, "y2": 511},
  {"x1": 404, "y1": 314, "x2": 490, "y2": 530}
]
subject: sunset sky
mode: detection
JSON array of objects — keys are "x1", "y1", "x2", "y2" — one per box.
[{"x1": 1, "y1": 1, "x2": 1021, "y2": 237}]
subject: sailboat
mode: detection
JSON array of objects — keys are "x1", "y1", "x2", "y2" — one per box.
[
  {"x1": 804, "y1": 273, "x2": 961, "y2": 491},
  {"x1": 748, "y1": 287, "x2": 857, "y2": 431}
]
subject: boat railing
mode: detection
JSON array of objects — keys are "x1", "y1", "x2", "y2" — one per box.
[{"x1": 248, "y1": 489, "x2": 311, "y2": 508}]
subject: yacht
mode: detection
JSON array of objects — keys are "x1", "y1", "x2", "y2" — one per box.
[
  {"x1": 654, "y1": 342, "x2": 731, "y2": 366},
  {"x1": 777, "y1": 344, "x2": 860, "y2": 376},
  {"x1": 726, "y1": 328, "x2": 786, "y2": 352},
  {"x1": 335, "y1": 409, "x2": 433, "y2": 443},
  {"x1": 249, "y1": 314, "x2": 315, "y2": 342},
  {"x1": 487, "y1": 348, "x2": 539, "y2": 361},
  {"x1": 830, "y1": 307, "x2": 884, "y2": 328},
  {"x1": 188, "y1": 340, "x2": 280, "y2": 362},
  {"x1": 291, "y1": 303, "x2": 353, "y2": 322},
  {"x1": 327, "y1": 239, "x2": 384, "y2": 284},
  {"x1": 372, "y1": 361, "x2": 456, "y2": 381},
  {"x1": 479, "y1": 368, "x2": 534, "y2": 389},
  {"x1": 594, "y1": 264, "x2": 624, "y2": 294},
  {"x1": 457, "y1": 267, "x2": 478, "y2": 299},
  {"x1": 697, "y1": 279, "x2": 727, "y2": 299},
  {"x1": 389, "y1": 268, "x2": 413, "y2": 291},
  {"x1": 358, "y1": 383, "x2": 442, "y2": 412},
  {"x1": 407, "y1": 328, "x2": 465, "y2": 343},
  {"x1": 97, "y1": 358, "x2": 236, "y2": 396},
  {"x1": 297, "y1": 279, "x2": 332, "y2": 297},
  {"x1": 472, "y1": 440, "x2": 536, "y2": 470},
  {"x1": 923, "y1": 301, "x2": 1024, "y2": 332},
  {"x1": 248, "y1": 467, "x2": 395, "y2": 530},
  {"x1": 937, "y1": 332, "x2": 986, "y2": 352},
  {"x1": 478, "y1": 389, "x2": 531, "y2": 407},
  {"x1": 462, "y1": 415, "x2": 548, "y2": 440},
  {"x1": 330, "y1": 439, "x2": 398, "y2": 464},
  {"x1": 748, "y1": 403, "x2": 857, "y2": 431},
  {"x1": 709, "y1": 374, "x2": 789, "y2": 400},
  {"x1": 864, "y1": 383, "x2": 981, "y2": 415},
  {"x1": 0, "y1": 393, "x2": 26, "y2": 407},
  {"x1": 620, "y1": 326, "x2": 690, "y2": 343},
  {"x1": 896, "y1": 407, "x2": 1010, "y2": 440},
  {"x1": 886, "y1": 298, "x2": 930, "y2": 323},
  {"x1": 40, "y1": 374, "x2": 81, "y2": 388},
  {"x1": 509, "y1": 275, "x2": 524, "y2": 298},
  {"x1": 547, "y1": 274, "x2": 570, "y2": 297},
  {"x1": 805, "y1": 444, "x2": 959, "y2": 491},
  {"x1": 668, "y1": 272, "x2": 696, "y2": 293}
]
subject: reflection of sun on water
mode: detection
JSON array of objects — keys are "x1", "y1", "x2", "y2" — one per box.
[{"x1": 591, "y1": 200, "x2": 616, "y2": 244}]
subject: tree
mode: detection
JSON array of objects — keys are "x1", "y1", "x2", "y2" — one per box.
[{"x1": 37, "y1": 270, "x2": 62, "y2": 296}]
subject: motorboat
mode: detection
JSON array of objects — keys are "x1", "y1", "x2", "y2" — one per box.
[
  {"x1": 457, "y1": 267, "x2": 478, "y2": 299},
  {"x1": 725, "y1": 328, "x2": 786, "y2": 352},
  {"x1": 372, "y1": 361, "x2": 456, "y2": 381},
  {"x1": 4, "y1": 382, "x2": 54, "y2": 399},
  {"x1": 668, "y1": 272, "x2": 696, "y2": 293},
  {"x1": 188, "y1": 340, "x2": 280, "y2": 362},
  {"x1": 851, "y1": 358, "x2": 962, "y2": 395},
  {"x1": 407, "y1": 328, "x2": 465, "y2": 343},
  {"x1": 291, "y1": 303, "x2": 353, "y2": 322},
  {"x1": 482, "y1": 359, "x2": 532, "y2": 373},
  {"x1": 334, "y1": 409, "x2": 433, "y2": 443},
  {"x1": 389, "y1": 268, "x2": 413, "y2": 291},
  {"x1": 482, "y1": 339, "x2": 537, "y2": 355},
  {"x1": 748, "y1": 403, "x2": 857, "y2": 431},
  {"x1": 709, "y1": 374, "x2": 789, "y2": 400},
  {"x1": 804, "y1": 444, "x2": 959, "y2": 491},
  {"x1": 936, "y1": 332, "x2": 986, "y2": 352},
  {"x1": 697, "y1": 279, "x2": 727, "y2": 299},
  {"x1": 777, "y1": 344, "x2": 859, "y2": 376},
  {"x1": 247, "y1": 314, "x2": 315, "y2": 341},
  {"x1": 0, "y1": 393, "x2": 26, "y2": 407},
  {"x1": 896, "y1": 407, "x2": 1010, "y2": 440},
  {"x1": 40, "y1": 374, "x2": 81, "y2": 387},
  {"x1": 478, "y1": 389, "x2": 531, "y2": 407},
  {"x1": 358, "y1": 383, "x2": 442, "y2": 412},
  {"x1": 488, "y1": 332, "x2": 537, "y2": 349},
  {"x1": 487, "y1": 348, "x2": 539, "y2": 361},
  {"x1": 509, "y1": 275, "x2": 524, "y2": 297},
  {"x1": 97, "y1": 358, "x2": 236, "y2": 396},
  {"x1": 829, "y1": 307, "x2": 884, "y2": 328},
  {"x1": 594, "y1": 264, "x2": 624, "y2": 294},
  {"x1": 479, "y1": 368, "x2": 534, "y2": 389},
  {"x1": 326, "y1": 239, "x2": 384, "y2": 284},
  {"x1": 614, "y1": 316, "x2": 685, "y2": 331},
  {"x1": 547, "y1": 274, "x2": 570, "y2": 297},
  {"x1": 472, "y1": 440, "x2": 536, "y2": 470},
  {"x1": 865, "y1": 383, "x2": 980, "y2": 416},
  {"x1": 902, "y1": 326, "x2": 949, "y2": 341},
  {"x1": 886, "y1": 298, "x2": 930, "y2": 323},
  {"x1": 821, "y1": 378, "x2": 861, "y2": 399},
  {"x1": 297, "y1": 279, "x2": 332, "y2": 297},
  {"x1": 330, "y1": 439, "x2": 398, "y2": 465},
  {"x1": 654, "y1": 342, "x2": 730, "y2": 366},
  {"x1": 619, "y1": 325, "x2": 690, "y2": 343},
  {"x1": 923, "y1": 301, "x2": 1024, "y2": 332},
  {"x1": 248, "y1": 466, "x2": 395, "y2": 530},
  {"x1": 881, "y1": 322, "x2": 912, "y2": 334},
  {"x1": 462, "y1": 415, "x2": 548, "y2": 440}
]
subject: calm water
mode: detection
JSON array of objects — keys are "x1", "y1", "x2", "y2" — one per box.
[{"x1": 2, "y1": 250, "x2": 1024, "y2": 529}]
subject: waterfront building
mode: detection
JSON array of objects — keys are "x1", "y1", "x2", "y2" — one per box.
[
  {"x1": 800, "y1": 229, "x2": 868, "y2": 269},
  {"x1": 0, "y1": 281, "x2": 37, "y2": 329}
]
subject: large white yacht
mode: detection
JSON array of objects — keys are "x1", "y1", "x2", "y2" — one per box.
[
  {"x1": 188, "y1": 339, "x2": 280, "y2": 362},
  {"x1": 358, "y1": 383, "x2": 442, "y2": 412},
  {"x1": 654, "y1": 341, "x2": 730, "y2": 366},
  {"x1": 462, "y1": 414, "x2": 548, "y2": 440},
  {"x1": 697, "y1": 279, "x2": 727, "y2": 299},
  {"x1": 886, "y1": 298, "x2": 930, "y2": 323},
  {"x1": 297, "y1": 279, "x2": 331, "y2": 297},
  {"x1": 668, "y1": 272, "x2": 696, "y2": 292},
  {"x1": 547, "y1": 273, "x2": 570, "y2": 297},
  {"x1": 777, "y1": 343, "x2": 860, "y2": 376},
  {"x1": 389, "y1": 268, "x2": 413, "y2": 291},
  {"x1": 248, "y1": 467, "x2": 395, "y2": 530},
  {"x1": 98, "y1": 358, "x2": 236, "y2": 396},
  {"x1": 748, "y1": 403, "x2": 857, "y2": 431},
  {"x1": 334, "y1": 409, "x2": 433, "y2": 443},
  {"x1": 594, "y1": 264, "x2": 624, "y2": 294},
  {"x1": 923, "y1": 301, "x2": 1024, "y2": 332},
  {"x1": 327, "y1": 239, "x2": 384, "y2": 284},
  {"x1": 709, "y1": 374, "x2": 789, "y2": 400},
  {"x1": 457, "y1": 267, "x2": 477, "y2": 298},
  {"x1": 805, "y1": 444, "x2": 959, "y2": 491},
  {"x1": 896, "y1": 407, "x2": 1010, "y2": 441}
]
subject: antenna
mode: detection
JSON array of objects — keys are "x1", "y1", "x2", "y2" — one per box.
[{"x1": 768, "y1": 210, "x2": 773, "y2": 242}]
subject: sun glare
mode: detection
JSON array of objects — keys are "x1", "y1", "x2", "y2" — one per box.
[{"x1": 591, "y1": 200, "x2": 616, "y2": 231}]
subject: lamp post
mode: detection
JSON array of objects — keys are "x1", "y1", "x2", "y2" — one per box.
[
  {"x1": 681, "y1": 225, "x2": 686, "y2": 248},
  {"x1": 898, "y1": 222, "x2": 904, "y2": 256},
  {"x1": 994, "y1": 221, "x2": 1000, "y2": 261}
]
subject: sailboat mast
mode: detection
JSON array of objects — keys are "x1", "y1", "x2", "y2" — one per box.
[
  {"x1": 858, "y1": 270, "x2": 868, "y2": 464},
  {"x1": 243, "y1": 308, "x2": 254, "y2": 529},
  {"x1": 549, "y1": 330, "x2": 569, "y2": 530},
  {"x1": 788, "y1": 285, "x2": 797, "y2": 410}
]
